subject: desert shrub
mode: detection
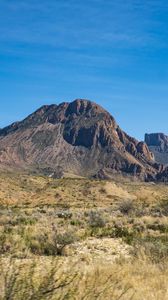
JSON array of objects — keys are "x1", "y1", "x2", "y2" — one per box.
[
  {"x1": 39, "y1": 208, "x2": 47, "y2": 214},
  {"x1": 119, "y1": 199, "x2": 135, "y2": 215},
  {"x1": 56, "y1": 231, "x2": 76, "y2": 255},
  {"x1": 12, "y1": 216, "x2": 37, "y2": 226},
  {"x1": 88, "y1": 210, "x2": 106, "y2": 228},
  {"x1": 29, "y1": 233, "x2": 56, "y2": 256},
  {"x1": 99, "y1": 187, "x2": 106, "y2": 194},
  {"x1": 27, "y1": 228, "x2": 76, "y2": 256},
  {"x1": 134, "y1": 236, "x2": 168, "y2": 263},
  {"x1": 112, "y1": 225, "x2": 136, "y2": 245},
  {"x1": 146, "y1": 222, "x2": 168, "y2": 233},
  {"x1": 70, "y1": 219, "x2": 82, "y2": 226},
  {"x1": 56, "y1": 210, "x2": 72, "y2": 219},
  {"x1": 133, "y1": 219, "x2": 146, "y2": 232},
  {"x1": 159, "y1": 199, "x2": 168, "y2": 216}
]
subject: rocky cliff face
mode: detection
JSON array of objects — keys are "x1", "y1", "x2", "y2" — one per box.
[
  {"x1": 0, "y1": 99, "x2": 161, "y2": 180},
  {"x1": 145, "y1": 133, "x2": 168, "y2": 165}
]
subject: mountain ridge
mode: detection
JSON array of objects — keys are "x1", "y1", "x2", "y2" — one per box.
[{"x1": 0, "y1": 99, "x2": 165, "y2": 181}]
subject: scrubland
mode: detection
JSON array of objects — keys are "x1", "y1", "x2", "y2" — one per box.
[{"x1": 0, "y1": 171, "x2": 168, "y2": 299}]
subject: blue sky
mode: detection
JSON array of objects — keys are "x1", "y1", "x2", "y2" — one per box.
[{"x1": 0, "y1": 0, "x2": 168, "y2": 140}]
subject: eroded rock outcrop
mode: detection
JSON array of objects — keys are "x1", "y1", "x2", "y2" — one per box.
[{"x1": 145, "y1": 133, "x2": 168, "y2": 165}]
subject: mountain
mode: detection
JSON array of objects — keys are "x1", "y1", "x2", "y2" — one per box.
[
  {"x1": 145, "y1": 133, "x2": 168, "y2": 165},
  {"x1": 0, "y1": 99, "x2": 162, "y2": 180}
]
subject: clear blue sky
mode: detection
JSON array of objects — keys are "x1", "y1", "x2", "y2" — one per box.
[{"x1": 0, "y1": 0, "x2": 168, "y2": 140}]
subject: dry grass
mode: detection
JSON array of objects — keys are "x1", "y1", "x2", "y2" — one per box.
[
  {"x1": 0, "y1": 171, "x2": 168, "y2": 299},
  {"x1": 0, "y1": 256, "x2": 168, "y2": 300}
]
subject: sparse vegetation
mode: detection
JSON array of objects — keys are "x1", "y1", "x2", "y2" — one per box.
[{"x1": 0, "y1": 171, "x2": 168, "y2": 299}]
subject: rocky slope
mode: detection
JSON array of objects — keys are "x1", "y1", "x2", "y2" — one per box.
[
  {"x1": 145, "y1": 133, "x2": 168, "y2": 165},
  {"x1": 0, "y1": 99, "x2": 162, "y2": 180}
]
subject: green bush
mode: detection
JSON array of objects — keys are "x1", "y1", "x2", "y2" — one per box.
[{"x1": 112, "y1": 226, "x2": 137, "y2": 245}]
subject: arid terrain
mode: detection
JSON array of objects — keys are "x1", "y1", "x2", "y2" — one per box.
[
  {"x1": 2, "y1": 0, "x2": 168, "y2": 298},
  {"x1": 0, "y1": 171, "x2": 168, "y2": 299}
]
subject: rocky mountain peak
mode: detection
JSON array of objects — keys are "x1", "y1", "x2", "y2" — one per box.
[{"x1": 0, "y1": 99, "x2": 164, "y2": 180}]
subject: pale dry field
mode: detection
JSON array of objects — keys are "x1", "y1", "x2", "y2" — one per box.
[{"x1": 0, "y1": 171, "x2": 168, "y2": 299}]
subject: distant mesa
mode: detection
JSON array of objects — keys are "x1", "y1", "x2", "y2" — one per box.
[
  {"x1": 145, "y1": 133, "x2": 168, "y2": 165},
  {"x1": 0, "y1": 98, "x2": 167, "y2": 181}
]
